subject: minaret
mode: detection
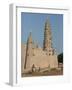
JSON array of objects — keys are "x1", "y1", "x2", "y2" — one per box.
[
  {"x1": 43, "y1": 19, "x2": 52, "y2": 51},
  {"x1": 24, "y1": 32, "x2": 33, "y2": 69},
  {"x1": 43, "y1": 19, "x2": 58, "y2": 68}
]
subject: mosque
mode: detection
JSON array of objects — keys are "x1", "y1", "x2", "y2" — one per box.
[{"x1": 21, "y1": 19, "x2": 58, "y2": 74}]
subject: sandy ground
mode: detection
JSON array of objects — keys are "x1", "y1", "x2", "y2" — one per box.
[{"x1": 22, "y1": 68, "x2": 63, "y2": 77}]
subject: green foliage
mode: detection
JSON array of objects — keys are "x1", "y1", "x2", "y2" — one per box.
[{"x1": 58, "y1": 53, "x2": 63, "y2": 63}]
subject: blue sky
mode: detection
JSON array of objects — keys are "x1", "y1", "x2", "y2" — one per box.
[{"x1": 21, "y1": 12, "x2": 63, "y2": 55}]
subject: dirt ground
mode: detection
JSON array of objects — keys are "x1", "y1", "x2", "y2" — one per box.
[{"x1": 22, "y1": 68, "x2": 63, "y2": 77}]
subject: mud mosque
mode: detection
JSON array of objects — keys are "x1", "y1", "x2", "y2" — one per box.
[{"x1": 21, "y1": 19, "x2": 58, "y2": 74}]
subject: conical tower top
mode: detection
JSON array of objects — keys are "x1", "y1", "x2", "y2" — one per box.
[
  {"x1": 43, "y1": 18, "x2": 52, "y2": 50},
  {"x1": 45, "y1": 18, "x2": 51, "y2": 29},
  {"x1": 27, "y1": 32, "x2": 33, "y2": 43}
]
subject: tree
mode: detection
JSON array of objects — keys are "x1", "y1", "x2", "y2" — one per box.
[{"x1": 58, "y1": 53, "x2": 63, "y2": 63}]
